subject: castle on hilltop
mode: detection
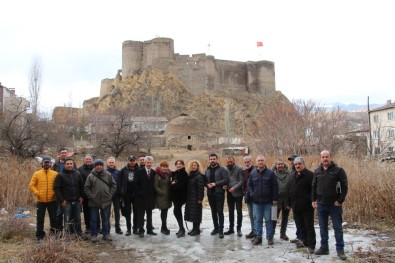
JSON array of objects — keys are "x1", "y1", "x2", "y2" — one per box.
[{"x1": 100, "y1": 37, "x2": 276, "y2": 97}]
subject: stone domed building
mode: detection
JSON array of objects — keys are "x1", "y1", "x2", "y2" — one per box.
[{"x1": 165, "y1": 114, "x2": 207, "y2": 149}]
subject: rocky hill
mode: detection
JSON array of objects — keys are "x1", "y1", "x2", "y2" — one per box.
[{"x1": 82, "y1": 68, "x2": 290, "y2": 136}]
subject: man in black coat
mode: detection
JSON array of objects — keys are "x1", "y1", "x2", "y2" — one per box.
[
  {"x1": 77, "y1": 154, "x2": 99, "y2": 233},
  {"x1": 134, "y1": 156, "x2": 157, "y2": 237},
  {"x1": 312, "y1": 150, "x2": 348, "y2": 261},
  {"x1": 287, "y1": 156, "x2": 316, "y2": 253},
  {"x1": 54, "y1": 158, "x2": 84, "y2": 236},
  {"x1": 119, "y1": 155, "x2": 140, "y2": 236}
]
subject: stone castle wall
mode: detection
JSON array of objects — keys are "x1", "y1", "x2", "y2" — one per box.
[{"x1": 102, "y1": 37, "x2": 275, "y2": 97}]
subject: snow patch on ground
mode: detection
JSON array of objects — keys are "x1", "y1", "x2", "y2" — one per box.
[{"x1": 109, "y1": 208, "x2": 377, "y2": 262}]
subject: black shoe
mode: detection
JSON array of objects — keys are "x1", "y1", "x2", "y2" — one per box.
[
  {"x1": 176, "y1": 228, "x2": 185, "y2": 238},
  {"x1": 161, "y1": 227, "x2": 170, "y2": 235},
  {"x1": 290, "y1": 238, "x2": 300, "y2": 243},
  {"x1": 211, "y1": 229, "x2": 219, "y2": 235},
  {"x1": 147, "y1": 230, "x2": 157, "y2": 235},
  {"x1": 280, "y1": 234, "x2": 289, "y2": 241},
  {"x1": 296, "y1": 241, "x2": 306, "y2": 248},
  {"x1": 139, "y1": 232, "x2": 144, "y2": 238},
  {"x1": 219, "y1": 230, "x2": 224, "y2": 239},
  {"x1": 125, "y1": 231, "x2": 131, "y2": 236},
  {"x1": 237, "y1": 228, "x2": 242, "y2": 237},
  {"x1": 133, "y1": 229, "x2": 139, "y2": 235},
  {"x1": 337, "y1": 251, "x2": 347, "y2": 260},
  {"x1": 116, "y1": 228, "x2": 123, "y2": 235},
  {"x1": 224, "y1": 229, "x2": 234, "y2": 235},
  {"x1": 245, "y1": 231, "x2": 255, "y2": 239},
  {"x1": 315, "y1": 247, "x2": 329, "y2": 255},
  {"x1": 189, "y1": 229, "x2": 200, "y2": 236}
]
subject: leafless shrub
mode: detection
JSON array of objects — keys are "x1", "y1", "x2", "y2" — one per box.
[
  {"x1": 0, "y1": 157, "x2": 38, "y2": 210},
  {"x1": 18, "y1": 235, "x2": 96, "y2": 263},
  {"x1": 0, "y1": 215, "x2": 32, "y2": 242}
]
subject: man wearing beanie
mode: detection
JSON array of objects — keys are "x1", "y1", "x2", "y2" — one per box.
[{"x1": 84, "y1": 159, "x2": 116, "y2": 243}]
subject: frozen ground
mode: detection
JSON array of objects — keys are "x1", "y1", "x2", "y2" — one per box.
[{"x1": 107, "y1": 208, "x2": 379, "y2": 263}]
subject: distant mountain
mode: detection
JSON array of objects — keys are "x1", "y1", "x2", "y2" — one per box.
[{"x1": 324, "y1": 102, "x2": 382, "y2": 111}]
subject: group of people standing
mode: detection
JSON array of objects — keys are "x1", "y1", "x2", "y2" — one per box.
[{"x1": 28, "y1": 149, "x2": 348, "y2": 260}]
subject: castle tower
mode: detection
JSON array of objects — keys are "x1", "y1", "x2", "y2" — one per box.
[
  {"x1": 246, "y1": 61, "x2": 275, "y2": 95},
  {"x1": 122, "y1": 40, "x2": 143, "y2": 78},
  {"x1": 143, "y1": 38, "x2": 174, "y2": 68}
]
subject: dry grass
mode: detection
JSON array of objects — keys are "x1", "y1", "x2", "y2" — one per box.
[
  {"x1": 0, "y1": 154, "x2": 394, "y2": 227},
  {"x1": 0, "y1": 157, "x2": 38, "y2": 210}
]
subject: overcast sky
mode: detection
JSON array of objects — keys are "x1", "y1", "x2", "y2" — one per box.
[{"x1": 1, "y1": 0, "x2": 393, "y2": 113}]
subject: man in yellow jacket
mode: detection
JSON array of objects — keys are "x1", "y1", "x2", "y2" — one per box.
[{"x1": 29, "y1": 156, "x2": 58, "y2": 240}]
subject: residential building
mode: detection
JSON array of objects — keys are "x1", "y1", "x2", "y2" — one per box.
[{"x1": 368, "y1": 100, "x2": 395, "y2": 155}]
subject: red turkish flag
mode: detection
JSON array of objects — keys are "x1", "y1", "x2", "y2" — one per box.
[{"x1": 257, "y1": 41, "x2": 263, "y2": 47}]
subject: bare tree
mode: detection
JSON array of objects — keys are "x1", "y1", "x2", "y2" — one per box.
[
  {"x1": 28, "y1": 57, "x2": 42, "y2": 116},
  {"x1": 0, "y1": 98, "x2": 48, "y2": 158},
  {"x1": 92, "y1": 109, "x2": 140, "y2": 157}
]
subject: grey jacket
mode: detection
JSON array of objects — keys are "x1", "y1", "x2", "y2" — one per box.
[
  {"x1": 84, "y1": 169, "x2": 116, "y2": 208},
  {"x1": 226, "y1": 164, "x2": 245, "y2": 197},
  {"x1": 204, "y1": 165, "x2": 229, "y2": 196}
]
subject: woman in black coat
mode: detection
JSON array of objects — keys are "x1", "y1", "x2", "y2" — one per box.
[
  {"x1": 184, "y1": 160, "x2": 205, "y2": 236},
  {"x1": 170, "y1": 160, "x2": 188, "y2": 238}
]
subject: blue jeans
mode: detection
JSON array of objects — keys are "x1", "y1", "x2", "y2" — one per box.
[
  {"x1": 246, "y1": 199, "x2": 254, "y2": 233},
  {"x1": 208, "y1": 193, "x2": 225, "y2": 230},
  {"x1": 90, "y1": 206, "x2": 111, "y2": 236},
  {"x1": 63, "y1": 201, "x2": 82, "y2": 235},
  {"x1": 253, "y1": 203, "x2": 273, "y2": 240},
  {"x1": 317, "y1": 204, "x2": 344, "y2": 252}
]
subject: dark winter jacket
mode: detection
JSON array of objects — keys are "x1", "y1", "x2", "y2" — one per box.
[
  {"x1": 185, "y1": 170, "x2": 205, "y2": 223},
  {"x1": 242, "y1": 166, "x2": 254, "y2": 201},
  {"x1": 204, "y1": 165, "x2": 229, "y2": 196},
  {"x1": 134, "y1": 167, "x2": 156, "y2": 209},
  {"x1": 154, "y1": 167, "x2": 172, "y2": 209},
  {"x1": 84, "y1": 169, "x2": 116, "y2": 208},
  {"x1": 107, "y1": 167, "x2": 121, "y2": 195},
  {"x1": 287, "y1": 168, "x2": 314, "y2": 213},
  {"x1": 77, "y1": 163, "x2": 94, "y2": 199},
  {"x1": 119, "y1": 163, "x2": 139, "y2": 199},
  {"x1": 248, "y1": 166, "x2": 278, "y2": 204},
  {"x1": 312, "y1": 162, "x2": 348, "y2": 205},
  {"x1": 226, "y1": 164, "x2": 245, "y2": 197},
  {"x1": 273, "y1": 167, "x2": 290, "y2": 206},
  {"x1": 170, "y1": 167, "x2": 188, "y2": 206},
  {"x1": 54, "y1": 169, "x2": 84, "y2": 203}
]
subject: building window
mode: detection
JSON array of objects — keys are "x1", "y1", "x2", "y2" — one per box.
[
  {"x1": 388, "y1": 112, "x2": 394, "y2": 121},
  {"x1": 389, "y1": 147, "x2": 394, "y2": 152},
  {"x1": 373, "y1": 130, "x2": 380, "y2": 139},
  {"x1": 373, "y1": 115, "x2": 379, "y2": 122},
  {"x1": 388, "y1": 129, "x2": 395, "y2": 138},
  {"x1": 188, "y1": 136, "x2": 191, "y2": 139},
  {"x1": 374, "y1": 147, "x2": 381, "y2": 155}
]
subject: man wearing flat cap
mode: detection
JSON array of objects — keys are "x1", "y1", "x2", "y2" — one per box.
[
  {"x1": 29, "y1": 157, "x2": 58, "y2": 240},
  {"x1": 119, "y1": 155, "x2": 140, "y2": 236},
  {"x1": 84, "y1": 159, "x2": 116, "y2": 243}
]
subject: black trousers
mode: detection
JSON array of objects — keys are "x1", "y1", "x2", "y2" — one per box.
[
  {"x1": 36, "y1": 201, "x2": 57, "y2": 239},
  {"x1": 208, "y1": 193, "x2": 225, "y2": 230},
  {"x1": 226, "y1": 192, "x2": 243, "y2": 229},
  {"x1": 123, "y1": 197, "x2": 139, "y2": 231},
  {"x1": 138, "y1": 205, "x2": 153, "y2": 233},
  {"x1": 294, "y1": 209, "x2": 316, "y2": 249}
]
